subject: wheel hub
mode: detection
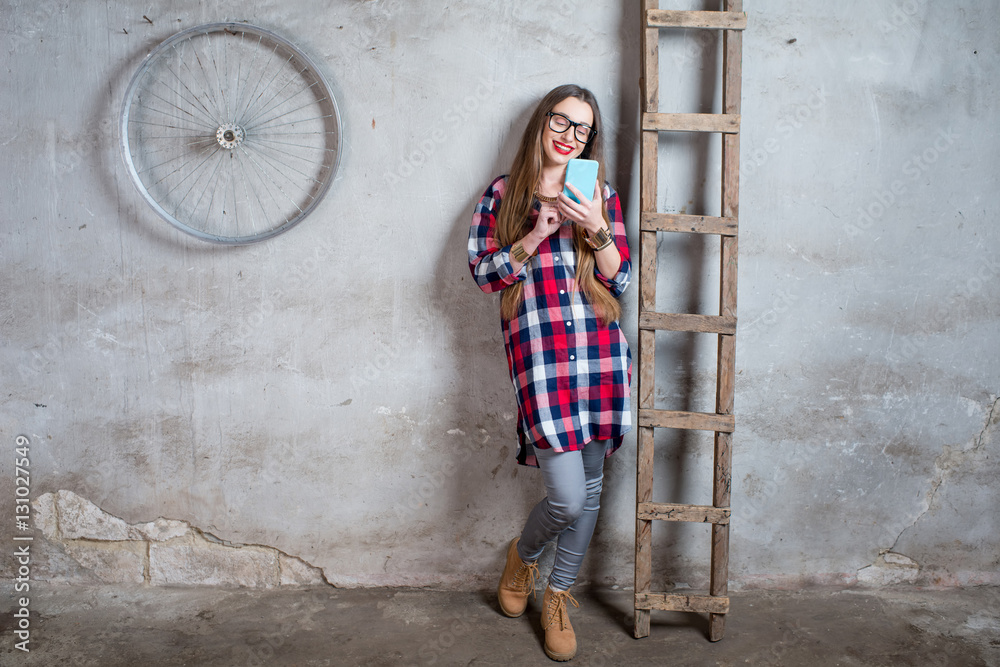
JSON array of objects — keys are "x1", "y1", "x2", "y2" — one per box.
[{"x1": 216, "y1": 123, "x2": 245, "y2": 149}]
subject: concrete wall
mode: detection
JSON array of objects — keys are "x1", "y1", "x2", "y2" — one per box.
[{"x1": 2, "y1": 0, "x2": 997, "y2": 591}]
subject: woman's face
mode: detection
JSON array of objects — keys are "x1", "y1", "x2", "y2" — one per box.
[{"x1": 541, "y1": 96, "x2": 594, "y2": 169}]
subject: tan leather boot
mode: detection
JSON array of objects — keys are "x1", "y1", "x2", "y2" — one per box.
[
  {"x1": 497, "y1": 538, "x2": 539, "y2": 617},
  {"x1": 541, "y1": 585, "x2": 579, "y2": 661}
]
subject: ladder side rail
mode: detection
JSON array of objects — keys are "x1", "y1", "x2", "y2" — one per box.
[
  {"x1": 709, "y1": 0, "x2": 743, "y2": 643},
  {"x1": 634, "y1": 0, "x2": 661, "y2": 641}
]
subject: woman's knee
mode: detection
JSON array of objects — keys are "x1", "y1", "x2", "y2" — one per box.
[{"x1": 546, "y1": 491, "x2": 587, "y2": 527}]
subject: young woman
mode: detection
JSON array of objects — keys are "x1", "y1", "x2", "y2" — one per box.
[{"x1": 468, "y1": 84, "x2": 632, "y2": 662}]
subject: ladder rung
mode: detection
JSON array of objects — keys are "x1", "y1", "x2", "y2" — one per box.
[
  {"x1": 639, "y1": 409, "x2": 735, "y2": 433},
  {"x1": 635, "y1": 592, "x2": 730, "y2": 614},
  {"x1": 643, "y1": 112, "x2": 740, "y2": 134},
  {"x1": 647, "y1": 9, "x2": 747, "y2": 30},
  {"x1": 640, "y1": 312, "x2": 736, "y2": 335},
  {"x1": 637, "y1": 502, "x2": 730, "y2": 524},
  {"x1": 641, "y1": 212, "x2": 737, "y2": 236}
]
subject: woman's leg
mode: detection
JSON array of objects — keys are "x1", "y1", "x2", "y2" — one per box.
[
  {"x1": 516, "y1": 439, "x2": 608, "y2": 590},
  {"x1": 548, "y1": 439, "x2": 607, "y2": 591},
  {"x1": 517, "y1": 445, "x2": 587, "y2": 564}
]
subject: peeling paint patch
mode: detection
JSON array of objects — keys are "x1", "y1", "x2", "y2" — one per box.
[
  {"x1": 32, "y1": 490, "x2": 332, "y2": 588},
  {"x1": 857, "y1": 552, "x2": 919, "y2": 586}
]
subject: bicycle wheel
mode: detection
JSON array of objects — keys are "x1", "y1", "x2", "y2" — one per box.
[{"x1": 120, "y1": 22, "x2": 342, "y2": 244}]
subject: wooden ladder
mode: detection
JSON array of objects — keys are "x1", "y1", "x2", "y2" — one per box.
[{"x1": 634, "y1": 1, "x2": 746, "y2": 642}]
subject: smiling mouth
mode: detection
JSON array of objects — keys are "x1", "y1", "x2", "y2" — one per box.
[{"x1": 553, "y1": 140, "x2": 575, "y2": 156}]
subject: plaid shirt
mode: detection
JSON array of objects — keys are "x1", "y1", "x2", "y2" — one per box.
[{"x1": 468, "y1": 175, "x2": 632, "y2": 467}]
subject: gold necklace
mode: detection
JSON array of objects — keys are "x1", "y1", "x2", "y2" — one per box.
[{"x1": 533, "y1": 190, "x2": 558, "y2": 204}]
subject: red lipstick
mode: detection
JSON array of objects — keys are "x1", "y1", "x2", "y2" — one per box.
[{"x1": 553, "y1": 140, "x2": 574, "y2": 156}]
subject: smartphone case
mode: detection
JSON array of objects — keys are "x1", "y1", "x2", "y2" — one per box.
[{"x1": 562, "y1": 159, "x2": 599, "y2": 204}]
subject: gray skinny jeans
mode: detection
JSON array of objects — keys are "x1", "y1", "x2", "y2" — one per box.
[{"x1": 516, "y1": 438, "x2": 608, "y2": 591}]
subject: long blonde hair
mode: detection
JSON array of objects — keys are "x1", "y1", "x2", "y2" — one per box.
[{"x1": 495, "y1": 85, "x2": 621, "y2": 326}]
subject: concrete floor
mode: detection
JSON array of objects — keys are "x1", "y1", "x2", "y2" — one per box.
[{"x1": 1, "y1": 584, "x2": 998, "y2": 666}]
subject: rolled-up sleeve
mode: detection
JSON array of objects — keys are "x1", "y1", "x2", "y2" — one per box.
[
  {"x1": 468, "y1": 177, "x2": 527, "y2": 294},
  {"x1": 593, "y1": 186, "x2": 631, "y2": 297}
]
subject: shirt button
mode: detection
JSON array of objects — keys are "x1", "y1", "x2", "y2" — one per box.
[
  {"x1": 559, "y1": 290, "x2": 566, "y2": 295},
  {"x1": 570, "y1": 355, "x2": 575, "y2": 360},
  {"x1": 566, "y1": 321, "x2": 572, "y2": 327},
  {"x1": 554, "y1": 256, "x2": 560, "y2": 262}
]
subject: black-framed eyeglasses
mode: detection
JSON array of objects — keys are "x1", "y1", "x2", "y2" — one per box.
[{"x1": 546, "y1": 112, "x2": 597, "y2": 143}]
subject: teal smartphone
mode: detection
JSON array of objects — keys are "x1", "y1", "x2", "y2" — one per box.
[{"x1": 562, "y1": 158, "x2": 599, "y2": 204}]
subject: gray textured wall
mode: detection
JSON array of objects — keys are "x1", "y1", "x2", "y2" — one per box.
[{"x1": 1, "y1": 0, "x2": 997, "y2": 591}]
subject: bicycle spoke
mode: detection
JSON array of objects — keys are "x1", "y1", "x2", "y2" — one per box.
[
  {"x1": 163, "y1": 143, "x2": 223, "y2": 201},
  {"x1": 166, "y1": 54, "x2": 222, "y2": 126},
  {"x1": 133, "y1": 98, "x2": 217, "y2": 132},
  {"x1": 238, "y1": 144, "x2": 305, "y2": 214},
  {"x1": 227, "y1": 153, "x2": 240, "y2": 235},
  {"x1": 131, "y1": 136, "x2": 217, "y2": 156},
  {"x1": 134, "y1": 141, "x2": 211, "y2": 177},
  {"x1": 237, "y1": 147, "x2": 267, "y2": 235},
  {"x1": 249, "y1": 135, "x2": 338, "y2": 153},
  {"x1": 229, "y1": 32, "x2": 259, "y2": 127},
  {"x1": 211, "y1": 31, "x2": 231, "y2": 121},
  {"x1": 239, "y1": 62, "x2": 311, "y2": 128},
  {"x1": 235, "y1": 40, "x2": 280, "y2": 125},
  {"x1": 243, "y1": 90, "x2": 323, "y2": 133},
  {"x1": 239, "y1": 53, "x2": 295, "y2": 128},
  {"x1": 186, "y1": 151, "x2": 227, "y2": 222},
  {"x1": 242, "y1": 141, "x2": 325, "y2": 188},
  {"x1": 243, "y1": 135, "x2": 326, "y2": 171},
  {"x1": 152, "y1": 72, "x2": 220, "y2": 128},
  {"x1": 191, "y1": 48, "x2": 226, "y2": 123},
  {"x1": 172, "y1": 153, "x2": 222, "y2": 215},
  {"x1": 129, "y1": 117, "x2": 216, "y2": 134},
  {"x1": 149, "y1": 143, "x2": 221, "y2": 189},
  {"x1": 130, "y1": 133, "x2": 217, "y2": 142},
  {"x1": 249, "y1": 114, "x2": 337, "y2": 132}
]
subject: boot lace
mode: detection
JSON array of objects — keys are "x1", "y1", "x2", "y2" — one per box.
[
  {"x1": 512, "y1": 560, "x2": 539, "y2": 598},
  {"x1": 542, "y1": 589, "x2": 579, "y2": 631}
]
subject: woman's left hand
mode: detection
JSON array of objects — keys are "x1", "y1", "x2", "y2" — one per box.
[{"x1": 558, "y1": 181, "x2": 606, "y2": 235}]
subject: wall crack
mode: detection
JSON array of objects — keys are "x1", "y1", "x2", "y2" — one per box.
[
  {"x1": 885, "y1": 394, "x2": 999, "y2": 555},
  {"x1": 32, "y1": 489, "x2": 334, "y2": 588}
]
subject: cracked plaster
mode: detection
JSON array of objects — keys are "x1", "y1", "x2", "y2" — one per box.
[
  {"x1": 860, "y1": 395, "x2": 1000, "y2": 586},
  {"x1": 889, "y1": 396, "x2": 1000, "y2": 552},
  {"x1": 32, "y1": 490, "x2": 331, "y2": 588}
]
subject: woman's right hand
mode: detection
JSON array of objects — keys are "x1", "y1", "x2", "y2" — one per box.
[
  {"x1": 531, "y1": 202, "x2": 563, "y2": 240},
  {"x1": 511, "y1": 203, "x2": 562, "y2": 272}
]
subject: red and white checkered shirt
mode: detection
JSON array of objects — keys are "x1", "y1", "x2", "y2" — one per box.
[{"x1": 469, "y1": 175, "x2": 632, "y2": 467}]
